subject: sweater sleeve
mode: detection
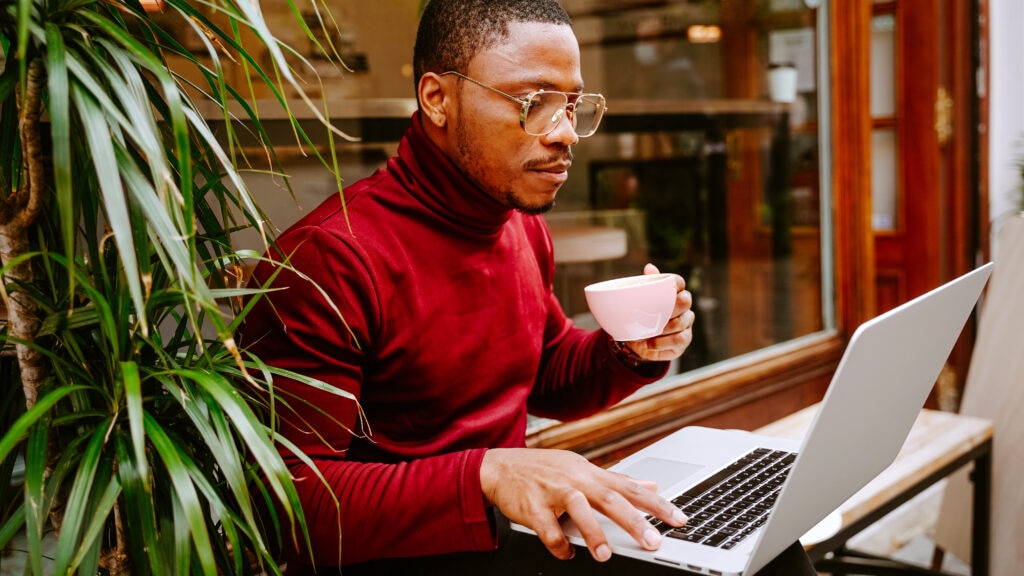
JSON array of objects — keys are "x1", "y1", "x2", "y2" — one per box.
[
  {"x1": 526, "y1": 291, "x2": 670, "y2": 421},
  {"x1": 241, "y1": 227, "x2": 495, "y2": 566},
  {"x1": 521, "y1": 218, "x2": 669, "y2": 420}
]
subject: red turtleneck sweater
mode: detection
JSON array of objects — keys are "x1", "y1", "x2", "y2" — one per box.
[{"x1": 242, "y1": 112, "x2": 668, "y2": 568}]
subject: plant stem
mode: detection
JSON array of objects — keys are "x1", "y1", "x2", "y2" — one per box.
[
  {"x1": 107, "y1": 499, "x2": 130, "y2": 576},
  {"x1": 0, "y1": 59, "x2": 48, "y2": 410}
]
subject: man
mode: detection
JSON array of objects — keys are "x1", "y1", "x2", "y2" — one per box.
[{"x1": 242, "y1": 0, "x2": 696, "y2": 571}]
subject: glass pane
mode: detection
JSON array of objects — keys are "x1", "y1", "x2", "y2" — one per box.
[
  {"x1": 553, "y1": 0, "x2": 828, "y2": 380},
  {"x1": 871, "y1": 128, "x2": 899, "y2": 231},
  {"x1": 871, "y1": 14, "x2": 897, "y2": 117}
]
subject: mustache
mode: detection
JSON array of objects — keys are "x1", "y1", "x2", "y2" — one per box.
[{"x1": 525, "y1": 147, "x2": 574, "y2": 169}]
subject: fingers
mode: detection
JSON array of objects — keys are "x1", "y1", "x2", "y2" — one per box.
[
  {"x1": 559, "y1": 482, "x2": 661, "y2": 560},
  {"x1": 481, "y1": 449, "x2": 686, "y2": 563},
  {"x1": 630, "y1": 306, "x2": 695, "y2": 362},
  {"x1": 577, "y1": 475, "x2": 687, "y2": 557},
  {"x1": 589, "y1": 488, "x2": 664, "y2": 552},
  {"x1": 532, "y1": 510, "x2": 577, "y2": 560},
  {"x1": 607, "y1": 474, "x2": 688, "y2": 533},
  {"x1": 563, "y1": 490, "x2": 612, "y2": 561},
  {"x1": 642, "y1": 263, "x2": 687, "y2": 295},
  {"x1": 632, "y1": 478, "x2": 660, "y2": 493},
  {"x1": 535, "y1": 483, "x2": 673, "y2": 562},
  {"x1": 672, "y1": 286, "x2": 693, "y2": 317},
  {"x1": 642, "y1": 263, "x2": 693, "y2": 341},
  {"x1": 670, "y1": 308, "x2": 696, "y2": 338}
]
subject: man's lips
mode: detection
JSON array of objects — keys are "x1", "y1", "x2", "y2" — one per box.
[
  {"x1": 532, "y1": 162, "x2": 572, "y2": 174},
  {"x1": 529, "y1": 163, "x2": 571, "y2": 186}
]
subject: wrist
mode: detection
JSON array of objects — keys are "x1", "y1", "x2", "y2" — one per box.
[{"x1": 610, "y1": 337, "x2": 649, "y2": 369}]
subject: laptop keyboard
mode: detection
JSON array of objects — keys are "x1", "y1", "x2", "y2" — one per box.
[{"x1": 647, "y1": 447, "x2": 796, "y2": 550}]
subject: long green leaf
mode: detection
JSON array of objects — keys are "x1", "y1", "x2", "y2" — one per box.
[
  {"x1": 221, "y1": 509, "x2": 245, "y2": 575},
  {"x1": 0, "y1": 385, "x2": 84, "y2": 465},
  {"x1": 23, "y1": 251, "x2": 120, "y2": 357},
  {"x1": 178, "y1": 369, "x2": 293, "y2": 504},
  {"x1": 110, "y1": 142, "x2": 197, "y2": 299},
  {"x1": 50, "y1": 416, "x2": 111, "y2": 573},
  {"x1": 0, "y1": 507, "x2": 26, "y2": 553},
  {"x1": 147, "y1": 425, "x2": 268, "y2": 573},
  {"x1": 176, "y1": 379, "x2": 252, "y2": 512},
  {"x1": 115, "y1": 432, "x2": 167, "y2": 576},
  {"x1": 70, "y1": 473, "x2": 120, "y2": 575},
  {"x1": 121, "y1": 361, "x2": 148, "y2": 481},
  {"x1": 51, "y1": 417, "x2": 111, "y2": 576},
  {"x1": 86, "y1": 6, "x2": 198, "y2": 251},
  {"x1": 92, "y1": 35, "x2": 171, "y2": 179},
  {"x1": 24, "y1": 421, "x2": 48, "y2": 576},
  {"x1": 143, "y1": 412, "x2": 216, "y2": 575},
  {"x1": 268, "y1": 432, "x2": 331, "y2": 562},
  {"x1": 71, "y1": 84, "x2": 147, "y2": 336},
  {"x1": 14, "y1": 0, "x2": 29, "y2": 88},
  {"x1": 227, "y1": 0, "x2": 355, "y2": 144},
  {"x1": 170, "y1": 496, "x2": 191, "y2": 576},
  {"x1": 44, "y1": 22, "x2": 76, "y2": 299}
]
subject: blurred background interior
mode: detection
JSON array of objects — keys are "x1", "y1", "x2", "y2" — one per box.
[{"x1": 151, "y1": 0, "x2": 1022, "y2": 460}]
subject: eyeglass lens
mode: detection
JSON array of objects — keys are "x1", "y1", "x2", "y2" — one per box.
[{"x1": 524, "y1": 92, "x2": 605, "y2": 137}]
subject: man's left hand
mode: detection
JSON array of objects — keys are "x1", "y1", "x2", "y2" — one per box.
[{"x1": 619, "y1": 263, "x2": 694, "y2": 363}]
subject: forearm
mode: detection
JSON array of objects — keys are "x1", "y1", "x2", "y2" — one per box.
[{"x1": 528, "y1": 327, "x2": 667, "y2": 420}]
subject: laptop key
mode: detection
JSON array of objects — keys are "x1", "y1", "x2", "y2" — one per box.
[
  {"x1": 701, "y1": 531, "x2": 731, "y2": 547},
  {"x1": 667, "y1": 530, "x2": 704, "y2": 543},
  {"x1": 648, "y1": 518, "x2": 669, "y2": 533}
]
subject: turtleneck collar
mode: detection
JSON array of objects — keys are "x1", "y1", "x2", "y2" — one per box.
[{"x1": 389, "y1": 111, "x2": 515, "y2": 238}]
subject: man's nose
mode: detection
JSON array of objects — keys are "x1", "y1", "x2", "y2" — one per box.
[{"x1": 541, "y1": 107, "x2": 579, "y2": 146}]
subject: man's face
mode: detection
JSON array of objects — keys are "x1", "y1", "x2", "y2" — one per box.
[{"x1": 444, "y1": 22, "x2": 584, "y2": 214}]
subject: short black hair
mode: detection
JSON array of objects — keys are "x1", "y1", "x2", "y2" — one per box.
[{"x1": 413, "y1": 0, "x2": 572, "y2": 86}]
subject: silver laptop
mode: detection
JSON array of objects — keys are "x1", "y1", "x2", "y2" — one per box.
[{"x1": 514, "y1": 262, "x2": 993, "y2": 576}]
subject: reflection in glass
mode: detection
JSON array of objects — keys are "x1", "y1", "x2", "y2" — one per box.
[{"x1": 548, "y1": 1, "x2": 827, "y2": 381}]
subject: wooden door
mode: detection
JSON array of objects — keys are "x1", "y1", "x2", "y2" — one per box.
[
  {"x1": 871, "y1": 0, "x2": 943, "y2": 314},
  {"x1": 871, "y1": 0, "x2": 987, "y2": 407}
]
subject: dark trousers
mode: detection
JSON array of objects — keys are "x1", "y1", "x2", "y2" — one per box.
[{"x1": 298, "y1": 513, "x2": 817, "y2": 576}]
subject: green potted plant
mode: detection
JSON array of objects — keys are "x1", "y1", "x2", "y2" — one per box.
[{"x1": 0, "y1": 1, "x2": 352, "y2": 573}]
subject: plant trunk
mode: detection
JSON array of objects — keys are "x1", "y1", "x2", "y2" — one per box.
[
  {"x1": 0, "y1": 60, "x2": 48, "y2": 411},
  {"x1": 99, "y1": 500, "x2": 130, "y2": 576},
  {"x1": 0, "y1": 55, "x2": 68, "y2": 542}
]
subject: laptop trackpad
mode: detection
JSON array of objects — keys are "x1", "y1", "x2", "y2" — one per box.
[{"x1": 619, "y1": 457, "x2": 704, "y2": 491}]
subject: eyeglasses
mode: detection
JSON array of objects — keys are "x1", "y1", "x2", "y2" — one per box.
[{"x1": 440, "y1": 71, "x2": 606, "y2": 138}]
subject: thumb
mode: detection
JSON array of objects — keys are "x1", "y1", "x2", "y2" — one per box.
[{"x1": 643, "y1": 263, "x2": 660, "y2": 275}]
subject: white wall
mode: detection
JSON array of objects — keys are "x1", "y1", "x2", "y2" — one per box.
[{"x1": 989, "y1": 0, "x2": 1024, "y2": 249}]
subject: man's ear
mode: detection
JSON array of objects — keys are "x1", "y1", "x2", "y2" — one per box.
[{"x1": 418, "y1": 73, "x2": 448, "y2": 129}]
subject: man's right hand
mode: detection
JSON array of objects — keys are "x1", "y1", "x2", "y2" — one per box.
[{"x1": 480, "y1": 447, "x2": 687, "y2": 562}]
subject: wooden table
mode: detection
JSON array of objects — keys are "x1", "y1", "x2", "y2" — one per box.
[{"x1": 756, "y1": 404, "x2": 994, "y2": 575}]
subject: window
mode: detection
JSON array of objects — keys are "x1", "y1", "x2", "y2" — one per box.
[{"x1": 530, "y1": 1, "x2": 834, "y2": 443}]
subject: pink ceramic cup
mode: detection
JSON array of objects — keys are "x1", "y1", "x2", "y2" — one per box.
[{"x1": 584, "y1": 273, "x2": 676, "y2": 341}]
